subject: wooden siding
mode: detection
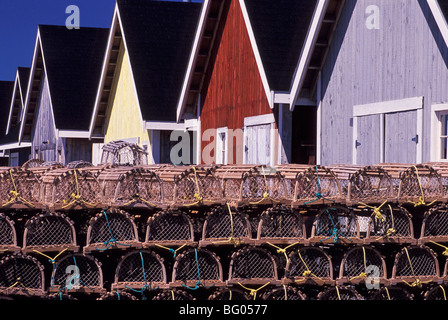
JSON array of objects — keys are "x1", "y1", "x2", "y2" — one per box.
[
  {"x1": 31, "y1": 73, "x2": 58, "y2": 162},
  {"x1": 200, "y1": 0, "x2": 273, "y2": 164},
  {"x1": 103, "y1": 42, "x2": 150, "y2": 150},
  {"x1": 62, "y1": 138, "x2": 93, "y2": 164},
  {"x1": 320, "y1": 0, "x2": 448, "y2": 165}
]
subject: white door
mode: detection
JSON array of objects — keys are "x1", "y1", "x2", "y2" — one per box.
[{"x1": 244, "y1": 123, "x2": 272, "y2": 165}]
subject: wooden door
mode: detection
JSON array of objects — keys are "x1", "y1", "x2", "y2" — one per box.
[
  {"x1": 356, "y1": 115, "x2": 381, "y2": 165},
  {"x1": 384, "y1": 110, "x2": 418, "y2": 163},
  {"x1": 244, "y1": 123, "x2": 272, "y2": 165}
]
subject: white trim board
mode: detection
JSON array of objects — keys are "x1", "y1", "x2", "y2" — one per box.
[
  {"x1": 428, "y1": 0, "x2": 448, "y2": 50},
  {"x1": 353, "y1": 96, "x2": 423, "y2": 117},
  {"x1": 145, "y1": 121, "x2": 186, "y2": 131},
  {"x1": 430, "y1": 103, "x2": 448, "y2": 162},
  {"x1": 244, "y1": 113, "x2": 275, "y2": 127}
]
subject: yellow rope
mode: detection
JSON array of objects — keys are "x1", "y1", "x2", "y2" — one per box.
[
  {"x1": 375, "y1": 204, "x2": 396, "y2": 241},
  {"x1": 238, "y1": 282, "x2": 270, "y2": 300},
  {"x1": 401, "y1": 247, "x2": 432, "y2": 288},
  {"x1": 171, "y1": 290, "x2": 175, "y2": 300},
  {"x1": 153, "y1": 243, "x2": 188, "y2": 257},
  {"x1": 61, "y1": 170, "x2": 97, "y2": 209},
  {"x1": 440, "y1": 286, "x2": 447, "y2": 300},
  {"x1": 265, "y1": 242, "x2": 301, "y2": 265},
  {"x1": 349, "y1": 247, "x2": 368, "y2": 281},
  {"x1": 122, "y1": 194, "x2": 159, "y2": 207},
  {"x1": 429, "y1": 241, "x2": 448, "y2": 257},
  {"x1": 0, "y1": 277, "x2": 35, "y2": 295},
  {"x1": 1, "y1": 169, "x2": 35, "y2": 208},
  {"x1": 384, "y1": 287, "x2": 391, "y2": 300},
  {"x1": 294, "y1": 249, "x2": 325, "y2": 283},
  {"x1": 283, "y1": 284, "x2": 288, "y2": 300},
  {"x1": 359, "y1": 200, "x2": 388, "y2": 221},
  {"x1": 211, "y1": 203, "x2": 240, "y2": 247},
  {"x1": 407, "y1": 166, "x2": 438, "y2": 207},
  {"x1": 32, "y1": 248, "x2": 68, "y2": 262},
  {"x1": 249, "y1": 166, "x2": 280, "y2": 205},
  {"x1": 182, "y1": 166, "x2": 217, "y2": 206},
  {"x1": 335, "y1": 286, "x2": 341, "y2": 300}
]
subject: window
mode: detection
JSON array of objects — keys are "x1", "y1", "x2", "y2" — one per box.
[
  {"x1": 440, "y1": 113, "x2": 448, "y2": 160},
  {"x1": 216, "y1": 127, "x2": 228, "y2": 165},
  {"x1": 431, "y1": 104, "x2": 448, "y2": 162}
]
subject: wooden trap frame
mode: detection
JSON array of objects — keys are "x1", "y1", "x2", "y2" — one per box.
[
  {"x1": 84, "y1": 209, "x2": 141, "y2": 253},
  {"x1": 216, "y1": 165, "x2": 289, "y2": 206},
  {"x1": 50, "y1": 253, "x2": 105, "y2": 294},
  {"x1": 261, "y1": 285, "x2": 307, "y2": 300},
  {"x1": 98, "y1": 166, "x2": 164, "y2": 209},
  {"x1": 337, "y1": 246, "x2": 388, "y2": 286},
  {"x1": 0, "y1": 213, "x2": 20, "y2": 253},
  {"x1": 207, "y1": 288, "x2": 251, "y2": 300},
  {"x1": 100, "y1": 140, "x2": 148, "y2": 166},
  {"x1": 391, "y1": 245, "x2": 440, "y2": 287},
  {"x1": 41, "y1": 168, "x2": 102, "y2": 210},
  {"x1": 442, "y1": 259, "x2": 448, "y2": 285},
  {"x1": 112, "y1": 250, "x2": 168, "y2": 292},
  {"x1": 380, "y1": 164, "x2": 444, "y2": 206},
  {"x1": 144, "y1": 210, "x2": 196, "y2": 250},
  {"x1": 255, "y1": 206, "x2": 307, "y2": 245},
  {"x1": 155, "y1": 165, "x2": 224, "y2": 208},
  {"x1": 317, "y1": 286, "x2": 364, "y2": 300},
  {"x1": 153, "y1": 289, "x2": 195, "y2": 300},
  {"x1": 22, "y1": 158, "x2": 45, "y2": 169},
  {"x1": 0, "y1": 167, "x2": 41, "y2": 209},
  {"x1": 331, "y1": 165, "x2": 396, "y2": 205},
  {"x1": 22, "y1": 212, "x2": 79, "y2": 253},
  {"x1": 369, "y1": 286, "x2": 413, "y2": 300},
  {"x1": 227, "y1": 246, "x2": 280, "y2": 286},
  {"x1": 200, "y1": 205, "x2": 254, "y2": 247},
  {"x1": 0, "y1": 253, "x2": 45, "y2": 296},
  {"x1": 419, "y1": 204, "x2": 448, "y2": 244},
  {"x1": 66, "y1": 160, "x2": 94, "y2": 169},
  {"x1": 309, "y1": 206, "x2": 362, "y2": 244},
  {"x1": 283, "y1": 246, "x2": 334, "y2": 286},
  {"x1": 363, "y1": 204, "x2": 416, "y2": 245},
  {"x1": 171, "y1": 248, "x2": 225, "y2": 289},
  {"x1": 424, "y1": 285, "x2": 448, "y2": 300}
]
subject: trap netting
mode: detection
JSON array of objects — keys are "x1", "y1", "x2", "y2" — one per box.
[
  {"x1": 228, "y1": 247, "x2": 279, "y2": 285},
  {"x1": 112, "y1": 250, "x2": 167, "y2": 291},
  {"x1": 369, "y1": 287, "x2": 413, "y2": 300},
  {"x1": 0, "y1": 167, "x2": 41, "y2": 208},
  {"x1": 66, "y1": 160, "x2": 94, "y2": 169},
  {"x1": 364, "y1": 204, "x2": 415, "y2": 244},
  {"x1": 317, "y1": 286, "x2": 364, "y2": 300},
  {"x1": 309, "y1": 207, "x2": 361, "y2": 244},
  {"x1": 261, "y1": 286, "x2": 306, "y2": 300},
  {"x1": 98, "y1": 291, "x2": 137, "y2": 300},
  {"x1": 256, "y1": 206, "x2": 306, "y2": 245},
  {"x1": 51, "y1": 253, "x2": 104, "y2": 294},
  {"x1": 284, "y1": 247, "x2": 334, "y2": 285},
  {"x1": 41, "y1": 168, "x2": 102, "y2": 210},
  {"x1": 216, "y1": 165, "x2": 288, "y2": 206},
  {"x1": 208, "y1": 288, "x2": 250, "y2": 300},
  {"x1": 98, "y1": 166, "x2": 164, "y2": 209},
  {"x1": 392, "y1": 245, "x2": 440, "y2": 286},
  {"x1": 420, "y1": 205, "x2": 448, "y2": 244},
  {"x1": 338, "y1": 246, "x2": 387, "y2": 285},
  {"x1": 424, "y1": 285, "x2": 448, "y2": 300},
  {"x1": 0, "y1": 254, "x2": 45, "y2": 296},
  {"x1": 100, "y1": 140, "x2": 148, "y2": 166},
  {"x1": 331, "y1": 166, "x2": 396, "y2": 205},
  {"x1": 22, "y1": 212, "x2": 78, "y2": 253},
  {"x1": 0, "y1": 213, "x2": 19, "y2": 253},
  {"x1": 144, "y1": 210, "x2": 195, "y2": 248},
  {"x1": 200, "y1": 205, "x2": 252, "y2": 247},
  {"x1": 153, "y1": 290, "x2": 195, "y2": 300},
  {"x1": 85, "y1": 209, "x2": 140, "y2": 253},
  {"x1": 171, "y1": 248, "x2": 224, "y2": 289}
]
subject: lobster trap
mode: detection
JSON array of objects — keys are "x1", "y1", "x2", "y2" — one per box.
[
  {"x1": 255, "y1": 206, "x2": 307, "y2": 245},
  {"x1": 284, "y1": 247, "x2": 334, "y2": 286},
  {"x1": 112, "y1": 250, "x2": 168, "y2": 291},
  {"x1": 144, "y1": 210, "x2": 195, "y2": 249},
  {"x1": 424, "y1": 285, "x2": 448, "y2": 300},
  {"x1": 337, "y1": 246, "x2": 388, "y2": 285},
  {"x1": 391, "y1": 245, "x2": 440, "y2": 287},
  {"x1": 261, "y1": 285, "x2": 306, "y2": 300},
  {"x1": 331, "y1": 165, "x2": 396, "y2": 205},
  {"x1": 0, "y1": 167, "x2": 41, "y2": 209},
  {"x1": 22, "y1": 158, "x2": 45, "y2": 169},
  {"x1": 84, "y1": 209, "x2": 141, "y2": 253},
  {"x1": 66, "y1": 160, "x2": 94, "y2": 169},
  {"x1": 200, "y1": 205, "x2": 253, "y2": 247},
  {"x1": 100, "y1": 140, "x2": 148, "y2": 166},
  {"x1": 97, "y1": 166, "x2": 164, "y2": 209},
  {"x1": 98, "y1": 291, "x2": 137, "y2": 300},
  {"x1": 216, "y1": 165, "x2": 289, "y2": 206},
  {"x1": 419, "y1": 205, "x2": 448, "y2": 244},
  {"x1": 41, "y1": 168, "x2": 102, "y2": 210},
  {"x1": 171, "y1": 248, "x2": 225, "y2": 289},
  {"x1": 363, "y1": 204, "x2": 416, "y2": 245},
  {"x1": 153, "y1": 290, "x2": 195, "y2": 300},
  {"x1": 369, "y1": 286, "x2": 413, "y2": 300},
  {"x1": 380, "y1": 164, "x2": 443, "y2": 205},
  {"x1": 317, "y1": 286, "x2": 364, "y2": 300},
  {"x1": 22, "y1": 212, "x2": 79, "y2": 253},
  {"x1": 155, "y1": 165, "x2": 224, "y2": 208},
  {"x1": 50, "y1": 253, "x2": 105, "y2": 294},
  {"x1": 227, "y1": 247, "x2": 280, "y2": 286},
  {"x1": 0, "y1": 213, "x2": 20, "y2": 253},
  {"x1": 208, "y1": 288, "x2": 250, "y2": 300},
  {"x1": 309, "y1": 206, "x2": 361, "y2": 244},
  {"x1": 0, "y1": 254, "x2": 45, "y2": 296}
]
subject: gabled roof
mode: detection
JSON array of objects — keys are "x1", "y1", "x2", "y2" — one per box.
[
  {"x1": 439, "y1": 0, "x2": 448, "y2": 19},
  {"x1": 6, "y1": 67, "x2": 30, "y2": 135},
  {"x1": 90, "y1": 0, "x2": 202, "y2": 137},
  {"x1": 176, "y1": 0, "x2": 326, "y2": 122},
  {"x1": 0, "y1": 81, "x2": 14, "y2": 141},
  {"x1": 20, "y1": 25, "x2": 109, "y2": 142},
  {"x1": 433, "y1": 0, "x2": 448, "y2": 49}
]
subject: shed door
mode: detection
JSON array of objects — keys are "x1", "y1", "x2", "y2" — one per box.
[
  {"x1": 245, "y1": 123, "x2": 272, "y2": 165},
  {"x1": 356, "y1": 115, "x2": 381, "y2": 165},
  {"x1": 384, "y1": 110, "x2": 418, "y2": 163}
]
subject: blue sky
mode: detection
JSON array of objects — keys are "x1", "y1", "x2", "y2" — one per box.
[{"x1": 0, "y1": 0, "x2": 202, "y2": 81}]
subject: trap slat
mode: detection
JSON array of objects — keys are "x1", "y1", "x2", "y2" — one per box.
[
  {"x1": 0, "y1": 213, "x2": 20, "y2": 253},
  {"x1": 419, "y1": 204, "x2": 448, "y2": 244}
]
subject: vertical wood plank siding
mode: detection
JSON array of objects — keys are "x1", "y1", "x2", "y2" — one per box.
[
  {"x1": 321, "y1": 0, "x2": 448, "y2": 165},
  {"x1": 200, "y1": 0, "x2": 273, "y2": 164}
]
